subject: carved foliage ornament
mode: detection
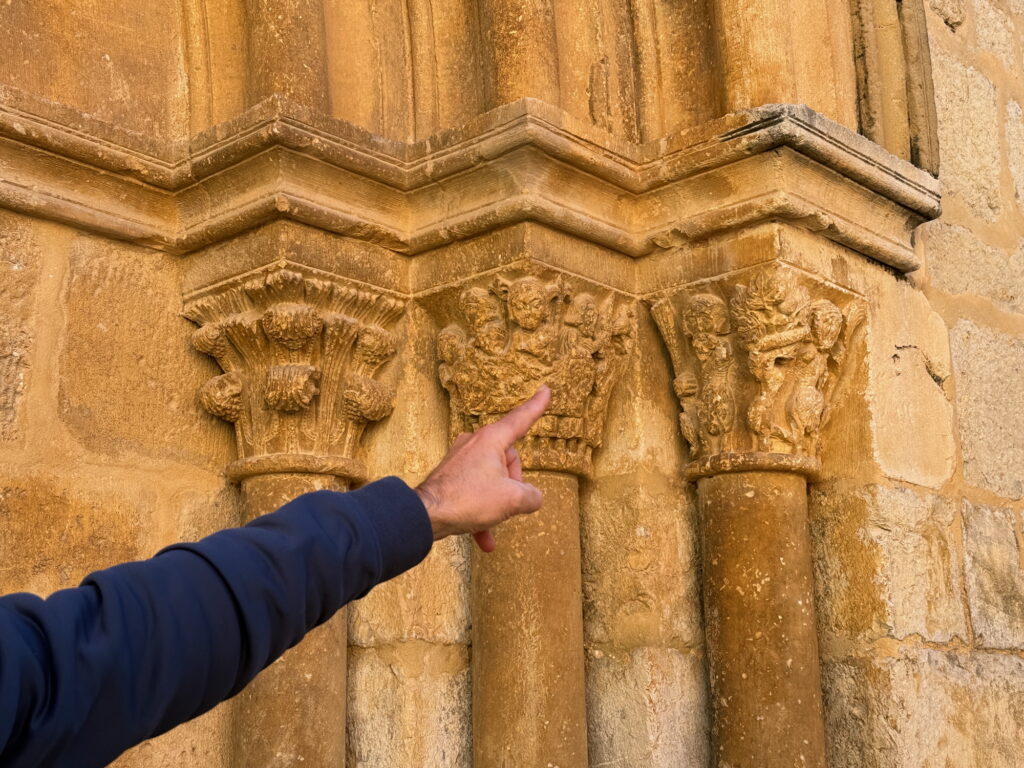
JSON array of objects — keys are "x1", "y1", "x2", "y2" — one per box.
[
  {"x1": 184, "y1": 264, "x2": 404, "y2": 482},
  {"x1": 652, "y1": 265, "x2": 864, "y2": 474},
  {"x1": 438, "y1": 271, "x2": 635, "y2": 475}
]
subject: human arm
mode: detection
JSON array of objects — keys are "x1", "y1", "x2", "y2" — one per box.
[
  {"x1": 0, "y1": 477, "x2": 432, "y2": 768},
  {"x1": 0, "y1": 387, "x2": 551, "y2": 767}
]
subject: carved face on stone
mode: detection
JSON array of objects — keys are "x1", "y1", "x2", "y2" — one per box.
[
  {"x1": 808, "y1": 300, "x2": 843, "y2": 350},
  {"x1": 566, "y1": 294, "x2": 598, "y2": 338},
  {"x1": 506, "y1": 277, "x2": 552, "y2": 331},
  {"x1": 476, "y1": 321, "x2": 508, "y2": 355},
  {"x1": 683, "y1": 294, "x2": 730, "y2": 337},
  {"x1": 460, "y1": 286, "x2": 502, "y2": 332}
]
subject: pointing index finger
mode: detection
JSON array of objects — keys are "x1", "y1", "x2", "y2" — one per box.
[{"x1": 487, "y1": 386, "x2": 551, "y2": 448}]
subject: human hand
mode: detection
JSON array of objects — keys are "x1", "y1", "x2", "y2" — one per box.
[{"x1": 415, "y1": 386, "x2": 551, "y2": 552}]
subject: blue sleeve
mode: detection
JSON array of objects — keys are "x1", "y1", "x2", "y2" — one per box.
[{"x1": 0, "y1": 476, "x2": 432, "y2": 768}]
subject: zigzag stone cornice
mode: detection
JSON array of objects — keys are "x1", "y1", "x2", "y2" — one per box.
[{"x1": 0, "y1": 86, "x2": 940, "y2": 270}]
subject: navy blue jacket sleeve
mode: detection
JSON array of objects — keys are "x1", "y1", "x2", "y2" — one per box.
[{"x1": 0, "y1": 476, "x2": 432, "y2": 768}]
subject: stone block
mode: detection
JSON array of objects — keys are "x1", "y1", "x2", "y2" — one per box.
[
  {"x1": 811, "y1": 484, "x2": 966, "y2": 643},
  {"x1": 586, "y1": 647, "x2": 709, "y2": 768},
  {"x1": 962, "y1": 501, "x2": 1024, "y2": 648},
  {"x1": 1007, "y1": 101, "x2": 1024, "y2": 210},
  {"x1": 110, "y1": 707, "x2": 230, "y2": 768},
  {"x1": 867, "y1": 278, "x2": 956, "y2": 488},
  {"x1": 922, "y1": 221, "x2": 1023, "y2": 312},
  {"x1": 347, "y1": 643, "x2": 470, "y2": 768},
  {"x1": 824, "y1": 649, "x2": 1024, "y2": 768},
  {"x1": 0, "y1": 212, "x2": 42, "y2": 442},
  {"x1": 932, "y1": 47, "x2": 1001, "y2": 221},
  {"x1": 0, "y1": 473, "x2": 142, "y2": 595},
  {"x1": 973, "y1": 0, "x2": 1017, "y2": 72},
  {"x1": 348, "y1": 536, "x2": 470, "y2": 646},
  {"x1": 580, "y1": 471, "x2": 701, "y2": 649},
  {"x1": 59, "y1": 233, "x2": 235, "y2": 471},
  {"x1": 949, "y1": 320, "x2": 1024, "y2": 499}
]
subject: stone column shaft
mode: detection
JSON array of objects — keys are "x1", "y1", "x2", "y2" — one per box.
[
  {"x1": 186, "y1": 261, "x2": 404, "y2": 767},
  {"x1": 231, "y1": 472, "x2": 349, "y2": 768},
  {"x1": 698, "y1": 470, "x2": 826, "y2": 768},
  {"x1": 471, "y1": 470, "x2": 587, "y2": 767},
  {"x1": 653, "y1": 263, "x2": 864, "y2": 768},
  {"x1": 478, "y1": 0, "x2": 560, "y2": 108},
  {"x1": 711, "y1": 0, "x2": 858, "y2": 129},
  {"x1": 244, "y1": 0, "x2": 329, "y2": 111},
  {"x1": 436, "y1": 266, "x2": 634, "y2": 768}
]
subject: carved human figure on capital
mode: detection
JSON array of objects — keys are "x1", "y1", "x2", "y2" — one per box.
[
  {"x1": 438, "y1": 271, "x2": 634, "y2": 475},
  {"x1": 653, "y1": 265, "x2": 864, "y2": 465}
]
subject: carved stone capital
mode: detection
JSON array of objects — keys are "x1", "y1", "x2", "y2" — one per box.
[
  {"x1": 437, "y1": 268, "x2": 635, "y2": 476},
  {"x1": 652, "y1": 264, "x2": 864, "y2": 480},
  {"x1": 184, "y1": 263, "x2": 405, "y2": 483}
]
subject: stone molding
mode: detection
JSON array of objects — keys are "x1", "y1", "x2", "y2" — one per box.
[
  {"x1": 183, "y1": 261, "x2": 405, "y2": 483},
  {"x1": 437, "y1": 267, "x2": 635, "y2": 476},
  {"x1": 0, "y1": 86, "x2": 938, "y2": 270},
  {"x1": 651, "y1": 263, "x2": 864, "y2": 480}
]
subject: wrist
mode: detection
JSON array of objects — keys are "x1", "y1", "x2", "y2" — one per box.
[{"x1": 415, "y1": 483, "x2": 450, "y2": 541}]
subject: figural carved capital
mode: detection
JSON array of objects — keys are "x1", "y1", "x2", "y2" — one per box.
[
  {"x1": 652, "y1": 264, "x2": 864, "y2": 481},
  {"x1": 437, "y1": 269, "x2": 635, "y2": 476},
  {"x1": 184, "y1": 263, "x2": 405, "y2": 483}
]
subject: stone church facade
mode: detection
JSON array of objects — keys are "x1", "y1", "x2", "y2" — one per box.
[{"x1": 0, "y1": 0, "x2": 1021, "y2": 766}]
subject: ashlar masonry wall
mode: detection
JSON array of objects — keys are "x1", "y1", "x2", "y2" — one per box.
[{"x1": 0, "y1": 2, "x2": 1021, "y2": 768}]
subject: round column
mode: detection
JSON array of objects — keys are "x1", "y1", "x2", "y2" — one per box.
[{"x1": 471, "y1": 470, "x2": 588, "y2": 768}]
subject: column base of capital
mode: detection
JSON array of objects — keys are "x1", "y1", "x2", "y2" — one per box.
[
  {"x1": 684, "y1": 451, "x2": 822, "y2": 482},
  {"x1": 227, "y1": 453, "x2": 367, "y2": 484}
]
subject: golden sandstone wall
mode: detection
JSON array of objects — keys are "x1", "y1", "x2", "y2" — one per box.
[{"x1": 0, "y1": 2, "x2": 1021, "y2": 767}]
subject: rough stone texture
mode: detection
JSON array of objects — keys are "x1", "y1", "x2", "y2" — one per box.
[
  {"x1": 921, "y1": 221, "x2": 1024, "y2": 312},
  {"x1": 586, "y1": 648, "x2": 709, "y2": 768},
  {"x1": 581, "y1": 471, "x2": 701, "y2": 649},
  {"x1": 0, "y1": 473, "x2": 141, "y2": 595},
  {"x1": 349, "y1": 537, "x2": 469, "y2": 646},
  {"x1": 59, "y1": 234, "x2": 234, "y2": 471},
  {"x1": 931, "y1": 47, "x2": 1002, "y2": 221},
  {"x1": 347, "y1": 644, "x2": 470, "y2": 768},
  {"x1": 824, "y1": 650, "x2": 1024, "y2": 768},
  {"x1": 963, "y1": 501, "x2": 1024, "y2": 648},
  {"x1": 0, "y1": 3, "x2": 1021, "y2": 768},
  {"x1": 0, "y1": 212, "x2": 41, "y2": 443},
  {"x1": 867, "y1": 278, "x2": 957, "y2": 489},
  {"x1": 1008, "y1": 101, "x2": 1024, "y2": 210},
  {"x1": 811, "y1": 483, "x2": 968, "y2": 644},
  {"x1": 0, "y1": 1, "x2": 189, "y2": 139},
  {"x1": 929, "y1": 0, "x2": 966, "y2": 28},
  {"x1": 973, "y1": 0, "x2": 1017, "y2": 71},
  {"x1": 949, "y1": 320, "x2": 1024, "y2": 499}
]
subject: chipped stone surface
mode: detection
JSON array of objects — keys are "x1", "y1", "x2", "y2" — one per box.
[
  {"x1": 824, "y1": 650, "x2": 1024, "y2": 768},
  {"x1": 922, "y1": 221, "x2": 1024, "y2": 312},
  {"x1": 929, "y1": 0, "x2": 967, "y2": 28},
  {"x1": 973, "y1": 0, "x2": 1017, "y2": 71},
  {"x1": 963, "y1": 501, "x2": 1024, "y2": 648},
  {"x1": 581, "y1": 471, "x2": 701, "y2": 649},
  {"x1": 1007, "y1": 101, "x2": 1024, "y2": 210},
  {"x1": 811, "y1": 484, "x2": 967, "y2": 643},
  {"x1": 586, "y1": 647, "x2": 709, "y2": 768},
  {"x1": 950, "y1": 320, "x2": 1024, "y2": 499},
  {"x1": 349, "y1": 537, "x2": 470, "y2": 646},
  {"x1": 58, "y1": 234, "x2": 234, "y2": 470},
  {"x1": 0, "y1": 212, "x2": 41, "y2": 442},
  {"x1": 932, "y1": 47, "x2": 1002, "y2": 221},
  {"x1": 868, "y1": 279, "x2": 956, "y2": 489},
  {"x1": 0, "y1": 474, "x2": 141, "y2": 595},
  {"x1": 347, "y1": 644, "x2": 470, "y2": 768}
]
